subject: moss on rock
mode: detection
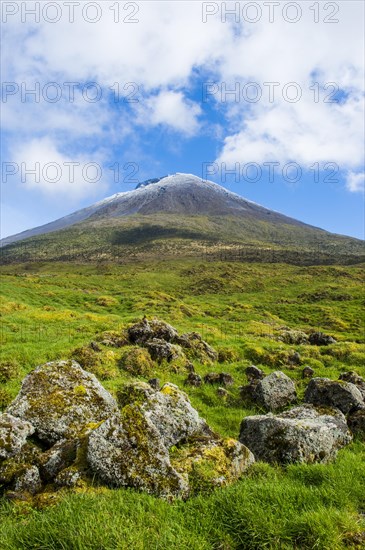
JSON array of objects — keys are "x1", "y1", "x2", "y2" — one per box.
[{"x1": 7, "y1": 360, "x2": 119, "y2": 444}]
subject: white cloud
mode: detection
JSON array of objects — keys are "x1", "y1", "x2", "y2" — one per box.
[
  {"x1": 213, "y1": 1, "x2": 365, "y2": 175},
  {"x1": 1, "y1": 0, "x2": 364, "y2": 195},
  {"x1": 13, "y1": 137, "x2": 108, "y2": 199},
  {"x1": 346, "y1": 172, "x2": 365, "y2": 193},
  {"x1": 136, "y1": 90, "x2": 201, "y2": 136}
]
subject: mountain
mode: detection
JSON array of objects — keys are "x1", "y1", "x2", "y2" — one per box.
[
  {"x1": 1, "y1": 174, "x2": 310, "y2": 245},
  {"x1": 1, "y1": 173, "x2": 364, "y2": 265}
]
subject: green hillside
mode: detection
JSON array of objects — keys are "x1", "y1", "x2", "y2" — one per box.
[
  {"x1": 1, "y1": 260, "x2": 364, "y2": 549},
  {"x1": 1, "y1": 213, "x2": 364, "y2": 265}
]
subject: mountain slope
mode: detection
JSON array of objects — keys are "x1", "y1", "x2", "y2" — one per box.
[
  {"x1": 2, "y1": 174, "x2": 312, "y2": 246},
  {"x1": 1, "y1": 174, "x2": 364, "y2": 265}
]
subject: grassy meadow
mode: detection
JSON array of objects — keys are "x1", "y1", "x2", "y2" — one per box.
[{"x1": 0, "y1": 259, "x2": 364, "y2": 549}]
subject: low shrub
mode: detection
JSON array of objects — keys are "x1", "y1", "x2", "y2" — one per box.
[
  {"x1": 217, "y1": 347, "x2": 240, "y2": 363},
  {"x1": 119, "y1": 347, "x2": 155, "y2": 377},
  {"x1": 0, "y1": 360, "x2": 19, "y2": 383}
]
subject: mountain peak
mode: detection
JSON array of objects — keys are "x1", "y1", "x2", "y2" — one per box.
[
  {"x1": 135, "y1": 173, "x2": 206, "y2": 190},
  {"x1": 1, "y1": 173, "x2": 307, "y2": 246}
]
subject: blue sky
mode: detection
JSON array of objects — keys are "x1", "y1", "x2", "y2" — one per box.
[{"x1": 1, "y1": 1, "x2": 364, "y2": 240}]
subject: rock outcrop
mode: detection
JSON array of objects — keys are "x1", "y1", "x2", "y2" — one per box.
[
  {"x1": 145, "y1": 339, "x2": 183, "y2": 363},
  {"x1": 239, "y1": 405, "x2": 352, "y2": 464},
  {"x1": 7, "y1": 360, "x2": 119, "y2": 444},
  {"x1": 304, "y1": 377, "x2": 364, "y2": 414},
  {"x1": 87, "y1": 408, "x2": 188, "y2": 499},
  {"x1": 0, "y1": 414, "x2": 34, "y2": 460},
  {"x1": 242, "y1": 371, "x2": 297, "y2": 412},
  {"x1": 1, "y1": 365, "x2": 253, "y2": 501},
  {"x1": 126, "y1": 319, "x2": 218, "y2": 364},
  {"x1": 339, "y1": 372, "x2": 365, "y2": 401},
  {"x1": 128, "y1": 318, "x2": 178, "y2": 345}
]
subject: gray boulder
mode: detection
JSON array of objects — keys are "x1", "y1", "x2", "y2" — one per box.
[
  {"x1": 339, "y1": 372, "x2": 365, "y2": 400},
  {"x1": 87, "y1": 410, "x2": 189, "y2": 499},
  {"x1": 144, "y1": 383, "x2": 211, "y2": 447},
  {"x1": 0, "y1": 414, "x2": 34, "y2": 460},
  {"x1": 248, "y1": 371, "x2": 297, "y2": 411},
  {"x1": 117, "y1": 382, "x2": 210, "y2": 449},
  {"x1": 7, "y1": 360, "x2": 119, "y2": 444},
  {"x1": 239, "y1": 405, "x2": 352, "y2": 464},
  {"x1": 146, "y1": 339, "x2": 184, "y2": 363},
  {"x1": 14, "y1": 465, "x2": 42, "y2": 495},
  {"x1": 39, "y1": 439, "x2": 78, "y2": 482},
  {"x1": 128, "y1": 318, "x2": 178, "y2": 345},
  {"x1": 304, "y1": 377, "x2": 364, "y2": 414},
  {"x1": 89, "y1": 381, "x2": 253, "y2": 499}
]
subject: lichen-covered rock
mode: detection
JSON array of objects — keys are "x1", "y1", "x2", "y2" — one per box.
[
  {"x1": 308, "y1": 332, "x2": 336, "y2": 346},
  {"x1": 14, "y1": 465, "x2": 42, "y2": 495},
  {"x1": 0, "y1": 414, "x2": 34, "y2": 461},
  {"x1": 339, "y1": 372, "x2": 365, "y2": 400},
  {"x1": 87, "y1": 410, "x2": 188, "y2": 499},
  {"x1": 3, "y1": 361, "x2": 253, "y2": 500},
  {"x1": 347, "y1": 408, "x2": 365, "y2": 439},
  {"x1": 127, "y1": 319, "x2": 218, "y2": 364},
  {"x1": 7, "y1": 360, "x2": 119, "y2": 444},
  {"x1": 146, "y1": 339, "x2": 184, "y2": 363},
  {"x1": 128, "y1": 318, "x2": 179, "y2": 345},
  {"x1": 0, "y1": 442, "x2": 41, "y2": 487},
  {"x1": 117, "y1": 382, "x2": 210, "y2": 449},
  {"x1": 116, "y1": 381, "x2": 155, "y2": 408},
  {"x1": 277, "y1": 330, "x2": 308, "y2": 345},
  {"x1": 147, "y1": 383, "x2": 211, "y2": 448},
  {"x1": 39, "y1": 439, "x2": 78, "y2": 482},
  {"x1": 171, "y1": 436, "x2": 254, "y2": 496},
  {"x1": 246, "y1": 371, "x2": 297, "y2": 412},
  {"x1": 54, "y1": 467, "x2": 82, "y2": 488},
  {"x1": 239, "y1": 405, "x2": 352, "y2": 464},
  {"x1": 89, "y1": 380, "x2": 253, "y2": 499},
  {"x1": 304, "y1": 377, "x2": 364, "y2": 414},
  {"x1": 99, "y1": 330, "x2": 129, "y2": 348}
]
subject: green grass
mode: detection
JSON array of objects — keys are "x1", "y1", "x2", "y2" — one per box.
[
  {"x1": 0, "y1": 259, "x2": 365, "y2": 548},
  {"x1": 0, "y1": 444, "x2": 364, "y2": 549}
]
